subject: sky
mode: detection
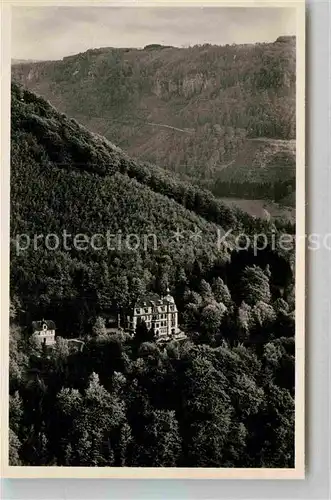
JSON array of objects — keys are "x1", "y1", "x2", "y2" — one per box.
[{"x1": 11, "y1": 6, "x2": 296, "y2": 61}]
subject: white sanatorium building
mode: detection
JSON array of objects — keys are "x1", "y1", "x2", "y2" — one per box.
[{"x1": 123, "y1": 289, "x2": 180, "y2": 339}]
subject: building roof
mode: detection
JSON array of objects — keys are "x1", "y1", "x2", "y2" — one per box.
[
  {"x1": 135, "y1": 292, "x2": 175, "y2": 308},
  {"x1": 32, "y1": 320, "x2": 56, "y2": 331},
  {"x1": 135, "y1": 293, "x2": 161, "y2": 308}
]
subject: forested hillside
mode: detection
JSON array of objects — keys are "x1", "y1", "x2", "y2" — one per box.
[
  {"x1": 12, "y1": 37, "x2": 296, "y2": 203},
  {"x1": 10, "y1": 83, "x2": 295, "y2": 468}
]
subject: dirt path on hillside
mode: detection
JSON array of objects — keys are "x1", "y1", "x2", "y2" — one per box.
[{"x1": 147, "y1": 122, "x2": 194, "y2": 134}]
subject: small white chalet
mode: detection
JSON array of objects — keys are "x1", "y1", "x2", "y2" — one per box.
[{"x1": 32, "y1": 319, "x2": 56, "y2": 346}]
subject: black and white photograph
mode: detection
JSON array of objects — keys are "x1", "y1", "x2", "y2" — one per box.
[{"x1": 3, "y1": 0, "x2": 305, "y2": 478}]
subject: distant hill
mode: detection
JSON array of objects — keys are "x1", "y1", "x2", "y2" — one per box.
[
  {"x1": 12, "y1": 58, "x2": 44, "y2": 65},
  {"x1": 214, "y1": 138, "x2": 296, "y2": 184},
  {"x1": 12, "y1": 38, "x2": 296, "y2": 203},
  {"x1": 210, "y1": 137, "x2": 296, "y2": 205}
]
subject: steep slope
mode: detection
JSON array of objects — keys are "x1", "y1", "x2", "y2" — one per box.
[
  {"x1": 11, "y1": 83, "x2": 294, "y2": 337},
  {"x1": 12, "y1": 38, "x2": 296, "y2": 200},
  {"x1": 10, "y1": 83, "x2": 232, "y2": 335}
]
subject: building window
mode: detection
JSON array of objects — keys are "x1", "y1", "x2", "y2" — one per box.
[
  {"x1": 136, "y1": 308, "x2": 140, "y2": 315},
  {"x1": 144, "y1": 308, "x2": 149, "y2": 314}
]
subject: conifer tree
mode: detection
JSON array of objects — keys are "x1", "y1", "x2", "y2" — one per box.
[
  {"x1": 240, "y1": 265, "x2": 271, "y2": 305},
  {"x1": 212, "y1": 277, "x2": 232, "y2": 307},
  {"x1": 92, "y1": 316, "x2": 107, "y2": 337}
]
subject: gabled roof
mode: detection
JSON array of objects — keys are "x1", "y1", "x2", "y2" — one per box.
[
  {"x1": 32, "y1": 320, "x2": 56, "y2": 331},
  {"x1": 134, "y1": 292, "x2": 175, "y2": 308},
  {"x1": 135, "y1": 293, "x2": 161, "y2": 308}
]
